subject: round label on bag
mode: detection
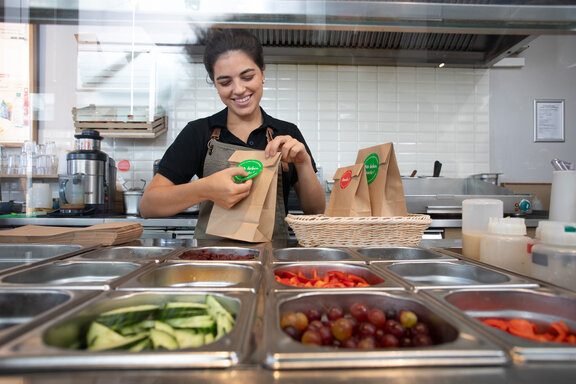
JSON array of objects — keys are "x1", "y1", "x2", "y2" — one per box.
[
  {"x1": 364, "y1": 153, "x2": 379, "y2": 184},
  {"x1": 233, "y1": 159, "x2": 263, "y2": 183},
  {"x1": 340, "y1": 169, "x2": 353, "y2": 189}
]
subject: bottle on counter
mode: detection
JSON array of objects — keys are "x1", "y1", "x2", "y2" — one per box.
[
  {"x1": 462, "y1": 199, "x2": 503, "y2": 260},
  {"x1": 530, "y1": 221, "x2": 576, "y2": 291},
  {"x1": 480, "y1": 217, "x2": 531, "y2": 275}
]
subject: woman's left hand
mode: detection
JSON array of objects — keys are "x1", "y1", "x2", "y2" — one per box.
[{"x1": 265, "y1": 135, "x2": 311, "y2": 171}]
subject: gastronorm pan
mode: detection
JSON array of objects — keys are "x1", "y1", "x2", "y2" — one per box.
[
  {"x1": 378, "y1": 261, "x2": 539, "y2": 290},
  {"x1": 354, "y1": 247, "x2": 457, "y2": 264},
  {"x1": 265, "y1": 291, "x2": 506, "y2": 369},
  {"x1": 168, "y1": 246, "x2": 263, "y2": 263},
  {"x1": 0, "y1": 244, "x2": 85, "y2": 275},
  {"x1": 0, "y1": 291, "x2": 255, "y2": 371},
  {"x1": 116, "y1": 262, "x2": 261, "y2": 291},
  {"x1": 272, "y1": 248, "x2": 365, "y2": 264},
  {"x1": 0, "y1": 260, "x2": 145, "y2": 290},
  {"x1": 0, "y1": 288, "x2": 97, "y2": 346},
  {"x1": 269, "y1": 263, "x2": 404, "y2": 292},
  {"x1": 69, "y1": 246, "x2": 178, "y2": 263},
  {"x1": 423, "y1": 288, "x2": 576, "y2": 362}
]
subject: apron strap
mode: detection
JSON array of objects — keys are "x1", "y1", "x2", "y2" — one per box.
[{"x1": 207, "y1": 126, "x2": 275, "y2": 155}]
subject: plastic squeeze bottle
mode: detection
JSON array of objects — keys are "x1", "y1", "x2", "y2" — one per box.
[
  {"x1": 479, "y1": 217, "x2": 531, "y2": 275},
  {"x1": 462, "y1": 199, "x2": 503, "y2": 260},
  {"x1": 530, "y1": 221, "x2": 576, "y2": 291}
]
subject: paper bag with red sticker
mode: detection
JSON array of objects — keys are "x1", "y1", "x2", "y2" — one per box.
[
  {"x1": 325, "y1": 163, "x2": 372, "y2": 217},
  {"x1": 356, "y1": 143, "x2": 408, "y2": 217},
  {"x1": 206, "y1": 150, "x2": 282, "y2": 242}
]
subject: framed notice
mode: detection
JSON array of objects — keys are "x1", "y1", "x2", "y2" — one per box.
[
  {"x1": 534, "y1": 99, "x2": 565, "y2": 142},
  {"x1": 0, "y1": 23, "x2": 37, "y2": 147}
]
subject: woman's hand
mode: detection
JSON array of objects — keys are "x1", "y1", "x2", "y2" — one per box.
[
  {"x1": 139, "y1": 167, "x2": 252, "y2": 218},
  {"x1": 204, "y1": 167, "x2": 253, "y2": 209},
  {"x1": 265, "y1": 135, "x2": 312, "y2": 171}
]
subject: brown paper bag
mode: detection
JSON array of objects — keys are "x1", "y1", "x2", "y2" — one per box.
[
  {"x1": 325, "y1": 164, "x2": 372, "y2": 217},
  {"x1": 356, "y1": 143, "x2": 408, "y2": 217},
  {"x1": 206, "y1": 151, "x2": 281, "y2": 242}
]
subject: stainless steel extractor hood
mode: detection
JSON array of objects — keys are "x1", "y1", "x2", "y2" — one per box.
[{"x1": 4, "y1": 0, "x2": 576, "y2": 68}]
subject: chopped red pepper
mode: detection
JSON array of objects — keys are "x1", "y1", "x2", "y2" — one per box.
[
  {"x1": 274, "y1": 269, "x2": 375, "y2": 288},
  {"x1": 481, "y1": 317, "x2": 576, "y2": 344}
]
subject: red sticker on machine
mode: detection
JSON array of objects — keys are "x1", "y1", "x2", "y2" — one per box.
[
  {"x1": 118, "y1": 159, "x2": 131, "y2": 172},
  {"x1": 340, "y1": 170, "x2": 352, "y2": 189}
]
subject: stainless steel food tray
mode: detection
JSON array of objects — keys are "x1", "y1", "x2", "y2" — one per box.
[
  {"x1": 166, "y1": 246, "x2": 265, "y2": 264},
  {"x1": 0, "y1": 291, "x2": 256, "y2": 371},
  {"x1": 0, "y1": 260, "x2": 147, "y2": 290},
  {"x1": 0, "y1": 244, "x2": 87, "y2": 276},
  {"x1": 376, "y1": 261, "x2": 539, "y2": 290},
  {"x1": 353, "y1": 247, "x2": 457, "y2": 264},
  {"x1": 271, "y1": 248, "x2": 365, "y2": 264},
  {"x1": 116, "y1": 262, "x2": 262, "y2": 292},
  {"x1": 264, "y1": 290, "x2": 507, "y2": 369},
  {"x1": 68, "y1": 246, "x2": 179, "y2": 263},
  {"x1": 0, "y1": 288, "x2": 97, "y2": 346},
  {"x1": 268, "y1": 263, "x2": 405, "y2": 292},
  {"x1": 422, "y1": 287, "x2": 576, "y2": 362}
]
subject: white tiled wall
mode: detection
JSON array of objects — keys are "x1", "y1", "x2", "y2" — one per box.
[{"x1": 99, "y1": 63, "x2": 490, "y2": 189}]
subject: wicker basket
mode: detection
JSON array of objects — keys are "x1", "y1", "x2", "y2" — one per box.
[{"x1": 285, "y1": 214, "x2": 432, "y2": 248}]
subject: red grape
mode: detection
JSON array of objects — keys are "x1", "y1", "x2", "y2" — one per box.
[
  {"x1": 384, "y1": 319, "x2": 405, "y2": 339},
  {"x1": 399, "y1": 310, "x2": 418, "y2": 328},
  {"x1": 327, "y1": 306, "x2": 345, "y2": 321},
  {"x1": 367, "y1": 308, "x2": 387, "y2": 328},
  {"x1": 301, "y1": 330, "x2": 323, "y2": 346},
  {"x1": 349, "y1": 302, "x2": 369, "y2": 322},
  {"x1": 283, "y1": 325, "x2": 301, "y2": 341},
  {"x1": 317, "y1": 325, "x2": 334, "y2": 345},
  {"x1": 357, "y1": 337, "x2": 376, "y2": 349},
  {"x1": 412, "y1": 334, "x2": 433, "y2": 347},
  {"x1": 306, "y1": 308, "x2": 322, "y2": 322},
  {"x1": 358, "y1": 322, "x2": 377, "y2": 338},
  {"x1": 380, "y1": 333, "x2": 400, "y2": 348},
  {"x1": 411, "y1": 322, "x2": 430, "y2": 336}
]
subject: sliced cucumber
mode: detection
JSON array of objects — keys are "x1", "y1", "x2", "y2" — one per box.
[
  {"x1": 165, "y1": 315, "x2": 215, "y2": 329},
  {"x1": 204, "y1": 332, "x2": 215, "y2": 345},
  {"x1": 206, "y1": 295, "x2": 235, "y2": 324},
  {"x1": 97, "y1": 304, "x2": 159, "y2": 330},
  {"x1": 149, "y1": 329, "x2": 179, "y2": 350},
  {"x1": 174, "y1": 329, "x2": 204, "y2": 348},
  {"x1": 216, "y1": 313, "x2": 234, "y2": 340},
  {"x1": 128, "y1": 337, "x2": 151, "y2": 352},
  {"x1": 160, "y1": 302, "x2": 208, "y2": 320},
  {"x1": 87, "y1": 322, "x2": 148, "y2": 351},
  {"x1": 87, "y1": 322, "x2": 125, "y2": 349},
  {"x1": 154, "y1": 320, "x2": 175, "y2": 336}
]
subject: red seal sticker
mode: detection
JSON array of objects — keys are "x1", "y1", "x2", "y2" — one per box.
[
  {"x1": 340, "y1": 169, "x2": 353, "y2": 189},
  {"x1": 118, "y1": 159, "x2": 131, "y2": 172}
]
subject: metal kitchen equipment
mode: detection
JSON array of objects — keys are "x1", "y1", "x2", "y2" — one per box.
[
  {"x1": 402, "y1": 176, "x2": 533, "y2": 216},
  {"x1": 66, "y1": 130, "x2": 116, "y2": 213}
]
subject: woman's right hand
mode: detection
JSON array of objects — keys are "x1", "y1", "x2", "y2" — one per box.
[{"x1": 205, "y1": 167, "x2": 253, "y2": 209}]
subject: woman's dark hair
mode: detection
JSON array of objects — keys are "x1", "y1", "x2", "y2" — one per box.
[{"x1": 202, "y1": 29, "x2": 265, "y2": 82}]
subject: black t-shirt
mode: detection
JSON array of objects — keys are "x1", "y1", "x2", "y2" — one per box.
[{"x1": 157, "y1": 107, "x2": 317, "y2": 212}]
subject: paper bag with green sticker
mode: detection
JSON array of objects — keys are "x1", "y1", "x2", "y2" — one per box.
[
  {"x1": 206, "y1": 150, "x2": 282, "y2": 242},
  {"x1": 325, "y1": 164, "x2": 372, "y2": 217},
  {"x1": 356, "y1": 143, "x2": 408, "y2": 217}
]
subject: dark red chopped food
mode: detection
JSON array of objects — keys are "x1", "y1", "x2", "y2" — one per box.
[{"x1": 180, "y1": 250, "x2": 255, "y2": 260}]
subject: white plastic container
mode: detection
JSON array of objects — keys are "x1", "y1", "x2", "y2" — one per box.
[
  {"x1": 530, "y1": 221, "x2": 576, "y2": 291},
  {"x1": 480, "y1": 217, "x2": 531, "y2": 275},
  {"x1": 29, "y1": 183, "x2": 52, "y2": 210},
  {"x1": 462, "y1": 199, "x2": 503, "y2": 260}
]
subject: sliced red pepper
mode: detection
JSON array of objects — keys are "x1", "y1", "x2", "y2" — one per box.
[
  {"x1": 347, "y1": 273, "x2": 369, "y2": 285},
  {"x1": 312, "y1": 269, "x2": 319, "y2": 280},
  {"x1": 551, "y1": 321, "x2": 568, "y2": 342},
  {"x1": 482, "y1": 318, "x2": 509, "y2": 331}
]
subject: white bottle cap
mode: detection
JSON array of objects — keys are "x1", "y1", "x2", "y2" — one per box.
[
  {"x1": 536, "y1": 220, "x2": 576, "y2": 247},
  {"x1": 487, "y1": 217, "x2": 527, "y2": 236}
]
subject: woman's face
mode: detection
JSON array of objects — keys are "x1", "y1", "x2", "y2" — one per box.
[{"x1": 213, "y1": 50, "x2": 264, "y2": 121}]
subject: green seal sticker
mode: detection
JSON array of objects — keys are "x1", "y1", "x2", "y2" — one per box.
[
  {"x1": 364, "y1": 153, "x2": 379, "y2": 184},
  {"x1": 233, "y1": 159, "x2": 263, "y2": 183}
]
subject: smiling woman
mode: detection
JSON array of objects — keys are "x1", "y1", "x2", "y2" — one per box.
[{"x1": 138, "y1": 29, "x2": 326, "y2": 240}]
